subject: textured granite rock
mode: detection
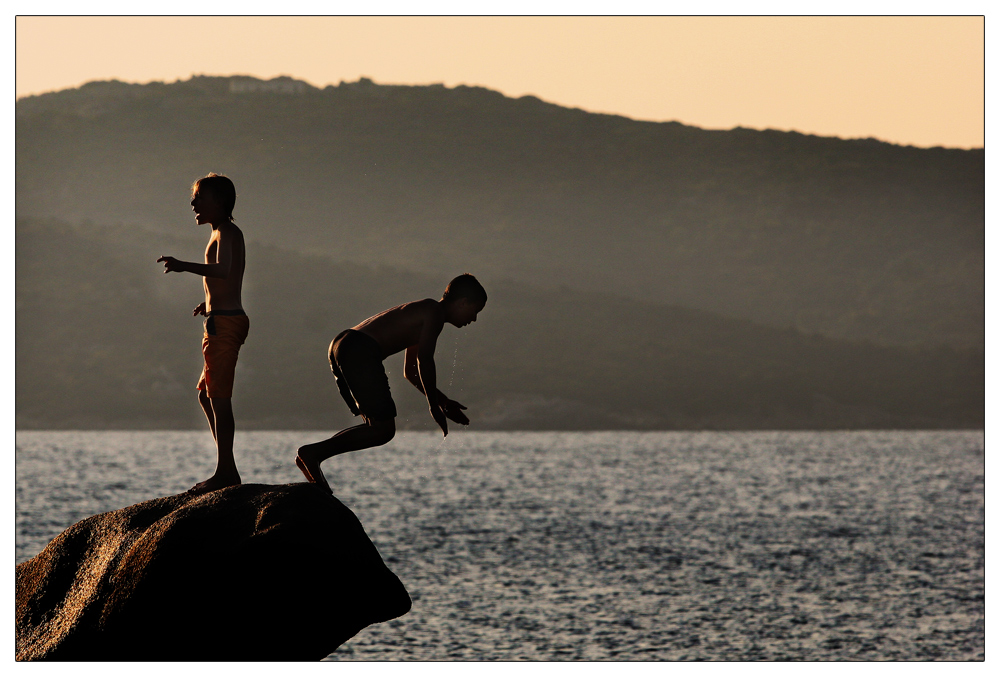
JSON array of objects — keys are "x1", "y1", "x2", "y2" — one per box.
[{"x1": 16, "y1": 483, "x2": 410, "y2": 661}]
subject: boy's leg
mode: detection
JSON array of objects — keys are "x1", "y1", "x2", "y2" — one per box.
[
  {"x1": 190, "y1": 314, "x2": 248, "y2": 494},
  {"x1": 189, "y1": 396, "x2": 241, "y2": 494},
  {"x1": 296, "y1": 418, "x2": 395, "y2": 494},
  {"x1": 301, "y1": 330, "x2": 396, "y2": 493},
  {"x1": 198, "y1": 388, "x2": 217, "y2": 441}
]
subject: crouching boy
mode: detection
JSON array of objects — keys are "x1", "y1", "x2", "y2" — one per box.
[{"x1": 296, "y1": 274, "x2": 487, "y2": 493}]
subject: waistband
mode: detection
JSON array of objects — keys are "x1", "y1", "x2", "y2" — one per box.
[
  {"x1": 207, "y1": 309, "x2": 247, "y2": 317},
  {"x1": 332, "y1": 329, "x2": 382, "y2": 353}
]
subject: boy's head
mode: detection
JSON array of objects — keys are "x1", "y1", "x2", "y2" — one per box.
[
  {"x1": 441, "y1": 273, "x2": 487, "y2": 327},
  {"x1": 191, "y1": 173, "x2": 237, "y2": 223}
]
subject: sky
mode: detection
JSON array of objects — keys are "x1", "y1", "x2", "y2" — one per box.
[{"x1": 14, "y1": 14, "x2": 985, "y2": 149}]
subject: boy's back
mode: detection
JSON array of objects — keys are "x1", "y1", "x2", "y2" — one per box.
[{"x1": 353, "y1": 299, "x2": 446, "y2": 359}]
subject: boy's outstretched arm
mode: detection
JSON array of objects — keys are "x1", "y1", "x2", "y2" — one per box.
[{"x1": 157, "y1": 230, "x2": 233, "y2": 278}]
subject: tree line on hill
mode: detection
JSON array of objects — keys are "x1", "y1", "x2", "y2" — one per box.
[{"x1": 16, "y1": 217, "x2": 982, "y2": 430}]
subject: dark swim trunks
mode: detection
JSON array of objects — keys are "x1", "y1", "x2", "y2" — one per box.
[{"x1": 329, "y1": 329, "x2": 397, "y2": 421}]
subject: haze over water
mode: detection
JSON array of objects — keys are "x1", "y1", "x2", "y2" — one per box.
[{"x1": 16, "y1": 430, "x2": 984, "y2": 660}]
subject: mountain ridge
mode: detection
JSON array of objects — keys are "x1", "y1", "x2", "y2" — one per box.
[
  {"x1": 14, "y1": 75, "x2": 982, "y2": 151},
  {"x1": 15, "y1": 76, "x2": 983, "y2": 429},
  {"x1": 16, "y1": 76, "x2": 982, "y2": 351}
]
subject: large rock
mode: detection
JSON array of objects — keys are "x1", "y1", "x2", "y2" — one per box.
[{"x1": 15, "y1": 483, "x2": 410, "y2": 661}]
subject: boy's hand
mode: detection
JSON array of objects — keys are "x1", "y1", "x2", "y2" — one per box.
[
  {"x1": 442, "y1": 398, "x2": 470, "y2": 426},
  {"x1": 192, "y1": 302, "x2": 207, "y2": 317},
  {"x1": 430, "y1": 403, "x2": 449, "y2": 437},
  {"x1": 157, "y1": 256, "x2": 185, "y2": 274}
]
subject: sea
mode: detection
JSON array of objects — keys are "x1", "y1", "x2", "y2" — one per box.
[{"x1": 15, "y1": 430, "x2": 984, "y2": 661}]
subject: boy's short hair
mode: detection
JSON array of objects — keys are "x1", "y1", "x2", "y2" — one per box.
[
  {"x1": 442, "y1": 274, "x2": 487, "y2": 307},
  {"x1": 192, "y1": 173, "x2": 237, "y2": 222}
]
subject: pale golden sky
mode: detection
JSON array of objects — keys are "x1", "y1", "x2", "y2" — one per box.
[{"x1": 15, "y1": 15, "x2": 985, "y2": 148}]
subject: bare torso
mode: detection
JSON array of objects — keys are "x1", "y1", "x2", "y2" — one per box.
[
  {"x1": 354, "y1": 299, "x2": 443, "y2": 358},
  {"x1": 204, "y1": 223, "x2": 246, "y2": 312}
]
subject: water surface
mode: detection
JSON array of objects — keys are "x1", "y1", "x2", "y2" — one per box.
[{"x1": 16, "y1": 430, "x2": 984, "y2": 660}]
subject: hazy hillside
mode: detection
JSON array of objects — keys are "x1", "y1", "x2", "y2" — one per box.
[
  {"x1": 15, "y1": 217, "x2": 982, "y2": 430},
  {"x1": 15, "y1": 76, "x2": 983, "y2": 350}
]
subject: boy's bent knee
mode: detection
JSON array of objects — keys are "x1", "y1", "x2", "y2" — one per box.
[{"x1": 370, "y1": 418, "x2": 395, "y2": 443}]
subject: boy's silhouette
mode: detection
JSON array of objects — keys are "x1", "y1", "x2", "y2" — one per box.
[
  {"x1": 296, "y1": 274, "x2": 487, "y2": 493},
  {"x1": 157, "y1": 173, "x2": 249, "y2": 494}
]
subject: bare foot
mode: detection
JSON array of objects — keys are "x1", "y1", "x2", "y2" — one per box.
[
  {"x1": 188, "y1": 471, "x2": 241, "y2": 495},
  {"x1": 294, "y1": 455, "x2": 315, "y2": 482},
  {"x1": 295, "y1": 450, "x2": 333, "y2": 495}
]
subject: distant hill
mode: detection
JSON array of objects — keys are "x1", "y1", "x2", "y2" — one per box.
[
  {"x1": 15, "y1": 217, "x2": 982, "y2": 430},
  {"x1": 15, "y1": 76, "x2": 983, "y2": 351}
]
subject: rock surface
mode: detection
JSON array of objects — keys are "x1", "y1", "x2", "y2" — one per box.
[{"x1": 15, "y1": 483, "x2": 410, "y2": 661}]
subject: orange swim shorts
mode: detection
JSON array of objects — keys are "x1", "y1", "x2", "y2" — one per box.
[{"x1": 196, "y1": 312, "x2": 250, "y2": 399}]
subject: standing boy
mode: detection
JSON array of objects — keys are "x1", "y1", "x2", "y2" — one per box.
[
  {"x1": 157, "y1": 173, "x2": 249, "y2": 494},
  {"x1": 296, "y1": 274, "x2": 487, "y2": 494}
]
